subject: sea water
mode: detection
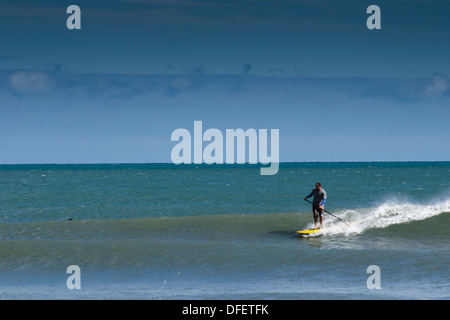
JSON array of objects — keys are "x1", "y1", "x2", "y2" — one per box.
[{"x1": 0, "y1": 162, "x2": 449, "y2": 299}]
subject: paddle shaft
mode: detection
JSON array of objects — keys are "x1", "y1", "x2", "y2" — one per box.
[{"x1": 304, "y1": 199, "x2": 351, "y2": 227}]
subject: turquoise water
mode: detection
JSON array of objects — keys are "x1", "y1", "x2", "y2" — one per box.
[{"x1": 0, "y1": 162, "x2": 449, "y2": 299}]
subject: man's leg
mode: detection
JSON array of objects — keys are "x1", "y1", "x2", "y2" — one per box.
[
  {"x1": 313, "y1": 206, "x2": 318, "y2": 229},
  {"x1": 319, "y1": 210, "x2": 324, "y2": 229}
]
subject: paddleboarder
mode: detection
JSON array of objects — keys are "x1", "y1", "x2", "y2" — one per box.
[{"x1": 304, "y1": 182, "x2": 327, "y2": 230}]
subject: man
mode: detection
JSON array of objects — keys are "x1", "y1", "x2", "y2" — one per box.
[{"x1": 304, "y1": 182, "x2": 327, "y2": 230}]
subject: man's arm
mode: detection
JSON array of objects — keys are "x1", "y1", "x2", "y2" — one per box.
[
  {"x1": 319, "y1": 190, "x2": 327, "y2": 207},
  {"x1": 304, "y1": 190, "x2": 314, "y2": 201}
]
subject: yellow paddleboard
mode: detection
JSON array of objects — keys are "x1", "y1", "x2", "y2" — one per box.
[{"x1": 296, "y1": 228, "x2": 323, "y2": 235}]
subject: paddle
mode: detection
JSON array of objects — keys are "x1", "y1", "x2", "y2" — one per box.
[{"x1": 304, "y1": 199, "x2": 352, "y2": 227}]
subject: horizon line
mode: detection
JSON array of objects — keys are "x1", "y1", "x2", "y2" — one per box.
[{"x1": 1, "y1": 160, "x2": 449, "y2": 166}]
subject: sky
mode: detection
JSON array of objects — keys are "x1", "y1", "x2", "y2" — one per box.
[{"x1": 0, "y1": 0, "x2": 449, "y2": 163}]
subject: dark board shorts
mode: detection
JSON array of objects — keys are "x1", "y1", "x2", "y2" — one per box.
[{"x1": 312, "y1": 204, "x2": 324, "y2": 218}]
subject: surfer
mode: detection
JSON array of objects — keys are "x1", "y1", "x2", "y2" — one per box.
[{"x1": 304, "y1": 182, "x2": 327, "y2": 230}]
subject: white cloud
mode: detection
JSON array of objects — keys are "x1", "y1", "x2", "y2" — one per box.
[
  {"x1": 165, "y1": 76, "x2": 196, "y2": 96},
  {"x1": 9, "y1": 70, "x2": 54, "y2": 95},
  {"x1": 424, "y1": 73, "x2": 449, "y2": 98},
  {"x1": 170, "y1": 77, "x2": 192, "y2": 89}
]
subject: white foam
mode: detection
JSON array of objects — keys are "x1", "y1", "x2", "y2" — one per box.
[{"x1": 322, "y1": 199, "x2": 450, "y2": 236}]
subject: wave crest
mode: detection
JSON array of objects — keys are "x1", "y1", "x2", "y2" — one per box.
[{"x1": 322, "y1": 199, "x2": 450, "y2": 236}]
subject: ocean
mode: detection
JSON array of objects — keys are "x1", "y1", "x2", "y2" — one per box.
[{"x1": 0, "y1": 162, "x2": 449, "y2": 299}]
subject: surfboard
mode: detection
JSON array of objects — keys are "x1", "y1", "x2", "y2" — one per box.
[{"x1": 296, "y1": 228, "x2": 323, "y2": 235}]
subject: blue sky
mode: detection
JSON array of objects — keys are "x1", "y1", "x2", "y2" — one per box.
[{"x1": 0, "y1": 0, "x2": 449, "y2": 163}]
